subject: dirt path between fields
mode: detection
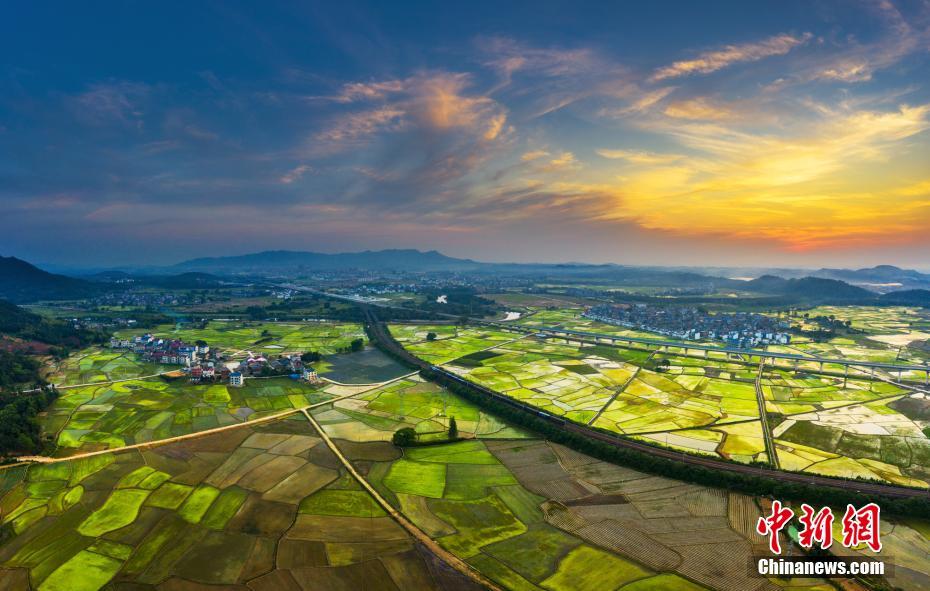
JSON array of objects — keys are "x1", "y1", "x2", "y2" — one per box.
[
  {"x1": 300, "y1": 407, "x2": 502, "y2": 591},
  {"x1": 14, "y1": 372, "x2": 417, "y2": 466}
]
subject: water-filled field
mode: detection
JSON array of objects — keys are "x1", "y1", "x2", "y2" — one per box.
[
  {"x1": 392, "y1": 313, "x2": 930, "y2": 483},
  {"x1": 318, "y1": 346, "x2": 411, "y2": 384},
  {"x1": 114, "y1": 320, "x2": 366, "y2": 356},
  {"x1": 310, "y1": 383, "x2": 871, "y2": 591},
  {"x1": 0, "y1": 418, "x2": 461, "y2": 590},
  {"x1": 47, "y1": 349, "x2": 171, "y2": 386},
  {"x1": 40, "y1": 376, "x2": 335, "y2": 456}
]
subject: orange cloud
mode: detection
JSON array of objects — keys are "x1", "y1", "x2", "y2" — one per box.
[
  {"x1": 663, "y1": 97, "x2": 736, "y2": 120},
  {"x1": 651, "y1": 33, "x2": 812, "y2": 81},
  {"x1": 594, "y1": 103, "x2": 930, "y2": 251}
]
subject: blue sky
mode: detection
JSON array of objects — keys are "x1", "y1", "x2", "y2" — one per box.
[{"x1": 2, "y1": 1, "x2": 930, "y2": 268}]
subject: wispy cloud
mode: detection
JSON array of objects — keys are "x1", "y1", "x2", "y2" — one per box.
[
  {"x1": 279, "y1": 164, "x2": 311, "y2": 184},
  {"x1": 596, "y1": 149, "x2": 684, "y2": 165},
  {"x1": 307, "y1": 79, "x2": 406, "y2": 103},
  {"x1": 478, "y1": 36, "x2": 599, "y2": 83},
  {"x1": 314, "y1": 105, "x2": 406, "y2": 143},
  {"x1": 651, "y1": 33, "x2": 812, "y2": 81},
  {"x1": 311, "y1": 71, "x2": 507, "y2": 153},
  {"x1": 70, "y1": 81, "x2": 150, "y2": 127},
  {"x1": 663, "y1": 97, "x2": 739, "y2": 120}
]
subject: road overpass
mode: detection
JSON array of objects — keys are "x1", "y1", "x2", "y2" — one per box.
[
  {"x1": 476, "y1": 320, "x2": 930, "y2": 381},
  {"x1": 283, "y1": 283, "x2": 930, "y2": 379}
]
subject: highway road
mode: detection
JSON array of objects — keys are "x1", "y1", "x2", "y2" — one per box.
[{"x1": 754, "y1": 359, "x2": 780, "y2": 470}]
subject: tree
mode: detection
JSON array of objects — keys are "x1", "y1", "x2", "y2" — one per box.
[
  {"x1": 426, "y1": 332, "x2": 437, "y2": 341},
  {"x1": 350, "y1": 338, "x2": 364, "y2": 352},
  {"x1": 301, "y1": 351, "x2": 321, "y2": 363},
  {"x1": 448, "y1": 416, "x2": 458, "y2": 439},
  {"x1": 392, "y1": 427, "x2": 417, "y2": 447}
]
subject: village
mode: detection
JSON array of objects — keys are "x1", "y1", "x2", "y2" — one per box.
[
  {"x1": 109, "y1": 333, "x2": 319, "y2": 387},
  {"x1": 585, "y1": 303, "x2": 792, "y2": 348}
]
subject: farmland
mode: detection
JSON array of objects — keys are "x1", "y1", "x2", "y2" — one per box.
[
  {"x1": 391, "y1": 314, "x2": 930, "y2": 481},
  {"x1": 445, "y1": 339, "x2": 639, "y2": 425},
  {"x1": 401, "y1": 328, "x2": 765, "y2": 460},
  {"x1": 114, "y1": 320, "x2": 366, "y2": 357},
  {"x1": 397, "y1": 326, "x2": 518, "y2": 365},
  {"x1": 308, "y1": 378, "x2": 848, "y2": 591},
  {"x1": 312, "y1": 375, "x2": 531, "y2": 443},
  {"x1": 782, "y1": 306, "x2": 930, "y2": 367},
  {"x1": 511, "y1": 307, "x2": 675, "y2": 341},
  {"x1": 39, "y1": 376, "x2": 336, "y2": 456},
  {"x1": 4, "y1": 342, "x2": 928, "y2": 590},
  {"x1": 773, "y1": 396, "x2": 930, "y2": 488},
  {"x1": 46, "y1": 348, "x2": 172, "y2": 386},
  {"x1": 38, "y1": 320, "x2": 407, "y2": 458},
  {"x1": 0, "y1": 418, "x2": 467, "y2": 590}
]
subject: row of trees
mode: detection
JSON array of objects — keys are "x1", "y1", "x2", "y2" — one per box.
[
  {"x1": 0, "y1": 351, "x2": 42, "y2": 391},
  {"x1": 0, "y1": 386, "x2": 59, "y2": 455},
  {"x1": 419, "y1": 366, "x2": 930, "y2": 519},
  {"x1": 393, "y1": 416, "x2": 458, "y2": 447},
  {"x1": 364, "y1": 314, "x2": 930, "y2": 517}
]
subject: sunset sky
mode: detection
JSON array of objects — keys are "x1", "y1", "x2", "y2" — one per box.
[{"x1": 2, "y1": 1, "x2": 930, "y2": 268}]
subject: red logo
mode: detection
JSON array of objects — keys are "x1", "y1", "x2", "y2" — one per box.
[
  {"x1": 841, "y1": 503, "x2": 882, "y2": 553},
  {"x1": 757, "y1": 501, "x2": 881, "y2": 554},
  {"x1": 756, "y1": 500, "x2": 794, "y2": 554},
  {"x1": 797, "y1": 504, "x2": 834, "y2": 550}
]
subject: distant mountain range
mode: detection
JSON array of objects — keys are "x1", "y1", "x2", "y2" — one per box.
[
  {"x1": 0, "y1": 256, "x2": 99, "y2": 303},
  {"x1": 741, "y1": 275, "x2": 875, "y2": 301},
  {"x1": 809, "y1": 265, "x2": 930, "y2": 291},
  {"x1": 175, "y1": 249, "x2": 481, "y2": 272},
  {"x1": 4, "y1": 249, "x2": 930, "y2": 307}
]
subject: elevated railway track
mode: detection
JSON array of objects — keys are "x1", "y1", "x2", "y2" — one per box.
[{"x1": 363, "y1": 307, "x2": 930, "y2": 501}]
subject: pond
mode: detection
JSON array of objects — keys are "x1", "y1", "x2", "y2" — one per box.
[{"x1": 319, "y1": 346, "x2": 412, "y2": 384}]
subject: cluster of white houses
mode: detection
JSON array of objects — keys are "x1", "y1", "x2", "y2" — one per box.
[
  {"x1": 111, "y1": 334, "x2": 212, "y2": 366},
  {"x1": 111, "y1": 334, "x2": 319, "y2": 387}
]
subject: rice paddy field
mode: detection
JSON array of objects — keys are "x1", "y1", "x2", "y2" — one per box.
[
  {"x1": 512, "y1": 308, "x2": 666, "y2": 341},
  {"x1": 405, "y1": 332, "x2": 765, "y2": 457},
  {"x1": 783, "y1": 306, "x2": 930, "y2": 367},
  {"x1": 397, "y1": 326, "x2": 519, "y2": 365},
  {"x1": 39, "y1": 376, "x2": 338, "y2": 457},
  {"x1": 114, "y1": 320, "x2": 366, "y2": 356},
  {"x1": 0, "y1": 418, "x2": 473, "y2": 590},
  {"x1": 391, "y1": 311, "x2": 930, "y2": 481},
  {"x1": 772, "y1": 395, "x2": 930, "y2": 488},
  {"x1": 798, "y1": 306, "x2": 930, "y2": 338},
  {"x1": 760, "y1": 370, "x2": 903, "y2": 416},
  {"x1": 46, "y1": 348, "x2": 172, "y2": 386},
  {"x1": 387, "y1": 323, "x2": 460, "y2": 343},
  {"x1": 446, "y1": 338, "x2": 640, "y2": 425},
  {"x1": 309, "y1": 382, "x2": 851, "y2": 591},
  {"x1": 4, "y1": 362, "x2": 928, "y2": 590},
  {"x1": 312, "y1": 375, "x2": 532, "y2": 443}
]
